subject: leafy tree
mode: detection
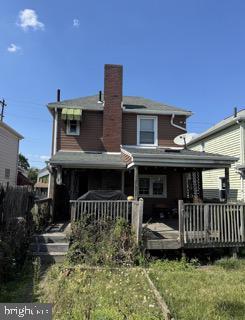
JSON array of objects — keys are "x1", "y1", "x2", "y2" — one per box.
[
  {"x1": 28, "y1": 167, "x2": 39, "y2": 184},
  {"x1": 18, "y1": 153, "x2": 30, "y2": 170}
]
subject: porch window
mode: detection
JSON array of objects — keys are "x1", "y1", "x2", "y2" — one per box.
[
  {"x1": 66, "y1": 120, "x2": 80, "y2": 136},
  {"x1": 139, "y1": 175, "x2": 167, "y2": 197},
  {"x1": 219, "y1": 177, "x2": 226, "y2": 201},
  {"x1": 137, "y1": 116, "x2": 158, "y2": 146}
]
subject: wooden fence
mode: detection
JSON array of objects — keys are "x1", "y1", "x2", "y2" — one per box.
[
  {"x1": 70, "y1": 199, "x2": 144, "y2": 243},
  {"x1": 179, "y1": 201, "x2": 245, "y2": 247},
  {"x1": 0, "y1": 185, "x2": 34, "y2": 226}
]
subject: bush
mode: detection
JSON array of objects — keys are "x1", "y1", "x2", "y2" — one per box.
[
  {"x1": 32, "y1": 200, "x2": 52, "y2": 233},
  {"x1": 67, "y1": 216, "x2": 142, "y2": 266}
]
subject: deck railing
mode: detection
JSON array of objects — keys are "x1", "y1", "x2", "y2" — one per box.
[
  {"x1": 70, "y1": 199, "x2": 144, "y2": 243},
  {"x1": 179, "y1": 201, "x2": 245, "y2": 247}
]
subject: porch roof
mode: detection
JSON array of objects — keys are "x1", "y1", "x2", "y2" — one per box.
[
  {"x1": 49, "y1": 151, "x2": 126, "y2": 169},
  {"x1": 121, "y1": 146, "x2": 237, "y2": 169}
]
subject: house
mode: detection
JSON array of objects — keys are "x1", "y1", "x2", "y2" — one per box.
[
  {"x1": 47, "y1": 64, "x2": 235, "y2": 223},
  {"x1": 17, "y1": 166, "x2": 33, "y2": 186},
  {"x1": 0, "y1": 121, "x2": 23, "y2": 186},
  {"x1": 188, "y1": 109, "x2": 245, "y2": 202},
  {"x1": 34, "y1": 167, "x2": 49, "y2": 198}
]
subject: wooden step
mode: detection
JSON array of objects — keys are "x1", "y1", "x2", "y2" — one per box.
[{"x1": 146, "y1": 239, "x2": 181, "y2": 250}]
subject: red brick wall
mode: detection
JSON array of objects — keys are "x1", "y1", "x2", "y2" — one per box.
[{"x1": 103, "y1": 64, "x2": 123, "y2": 152}]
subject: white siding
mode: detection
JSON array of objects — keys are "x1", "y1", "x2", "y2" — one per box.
[
  {"x1": 190, "y1": 124, "x2": 242, "y2": 201},
  {"x1": 0, "y1": 126, "x2": 19, "y2": 186}
]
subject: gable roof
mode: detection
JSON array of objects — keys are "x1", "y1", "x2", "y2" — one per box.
[
  {"x1": 48, "y1": 95, "x2": 192, "y2": 116},
  {"x1": 188, "y1": 109, "x2": 245, "y2": 145},
  {"x1": 0, "y1": 121, "x2": 23, "y2": 139}
]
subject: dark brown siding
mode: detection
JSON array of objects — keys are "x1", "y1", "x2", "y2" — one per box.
[
  {"x1": 57, "y1": 110, "x2": 105, "y2": 151},
  {"x1": 122, "y1": 113, "x2": 137, "y2": 145},
  {"x1": 122, "y1": 114, "x2": 186, "y2": 147}
]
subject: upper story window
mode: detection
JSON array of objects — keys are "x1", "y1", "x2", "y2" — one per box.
[
  {"x1": 137, "y1": 115, "x2": 158, "y2": 146},
  {"x1": 66, "y1": 120, "x2": 80, "y2": 136}
]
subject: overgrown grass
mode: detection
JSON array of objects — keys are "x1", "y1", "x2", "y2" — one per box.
[
  {"x1": 39, "y1": 264, "x2": 162, "y2": 320},
  {"x1": 0, "y1": 262, "x2": 36, "y2": 303},
  {"x1": 149, "y1": 258, "x2": 245, "y2": 320}
]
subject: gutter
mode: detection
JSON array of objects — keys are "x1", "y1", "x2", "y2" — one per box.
[{"x1": 53, "y1": 107, "x2": 58, "y2": 155}]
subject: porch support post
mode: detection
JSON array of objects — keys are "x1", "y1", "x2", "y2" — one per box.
[
  {"x1": 121, "y1": 170, "x2": 125, "y2": 193},
  {"x1": 225, "y1": 167, "x2": 230, "y2": 201},
  {"x1": 134, "y1": 166, "x2": 139, "y2": 200},
  {"x1": 178, "y1": 200, "x2": 185, "y2": 247}
]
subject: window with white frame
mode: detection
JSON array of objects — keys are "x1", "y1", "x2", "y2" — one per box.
[
  {"x1": 137, "y1": 116, "x2": 158, "y2": 146},
  {"x1": 139, "y1": 175, "x2": 167, "y2": 197},
  {"x1": 66, "y1": 120, "x2": 80, "y2": 136},
  {"x1": 219, "y1": 177, "x2": 226, "y2": 201}
]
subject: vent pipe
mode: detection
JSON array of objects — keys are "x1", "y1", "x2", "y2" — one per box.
[{"x1": 57, "y1": 89, "x2": 61, "y2": 102}]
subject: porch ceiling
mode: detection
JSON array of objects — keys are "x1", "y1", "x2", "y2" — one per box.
[
  {"x1": 121, "y1": 146, "x2": 237, "y2": 169},
  {"x1": 49, "y1": 151, "x2": 126, "y2": 169}
]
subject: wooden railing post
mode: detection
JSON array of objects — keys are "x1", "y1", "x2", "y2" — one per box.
[
  {"x1": 241, "y1": 205, "x2": 245, "y2": 242},
  {"x1": 178, "y1": 200, "x2": 184, "y2": 247},
  {"x1": 204, "y1": 204, "x2": 210, "y2": 242},
  {"x1": 131, "y1": 198, "x2": 144, "y2": 244},
  {"x1": 70, "y1": 202, "x2": 75, "y2": 221}
]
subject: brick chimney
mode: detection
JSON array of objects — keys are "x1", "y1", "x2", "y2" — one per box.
[{"x1": 103, "y1": 64, "x2": 123, "y2": 152}]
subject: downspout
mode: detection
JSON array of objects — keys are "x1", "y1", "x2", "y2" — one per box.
[
  {"x1": 170, "y1": 114, "x2": 186, "y2": 131},
  {"x1": 53, "y1": 107, "x2": 58, "y2": 155}
]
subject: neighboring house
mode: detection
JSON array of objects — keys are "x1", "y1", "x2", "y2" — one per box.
[
  {"x1": 47, "y1": 64, "x2": 235, "y2": 221},
  {"x1": 0, "y1": 121, "x2": 23, "y2": 186},
  {"x1": 188, "y1": 109, "x2": 245, "y2": 202},
  {"x1": 17, "y1": 166, "x2": 33, "y2": 186},
  {"x1": 34, "y1": 167, "x2": 49, "y2": 198}
]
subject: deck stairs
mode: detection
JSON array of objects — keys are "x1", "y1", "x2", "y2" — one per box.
[
  {"x1": 30, "y1": 223, "x2": 70, "y2": 263},
  {"x1": 144, "y1": 221, "x2": 181, "y2": 250}
]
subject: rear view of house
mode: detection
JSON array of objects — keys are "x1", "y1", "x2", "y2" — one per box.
[
  {"x1": 47, "y1": 64, "x2": 235, "y2": 222},
  {"x1": 0, "y1": 121, "x2": 23, "y2": 186}
]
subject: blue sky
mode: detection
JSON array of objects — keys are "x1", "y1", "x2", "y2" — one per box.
[{"x1": 1, "y1": 0, "x2": 245, "y2": 168}]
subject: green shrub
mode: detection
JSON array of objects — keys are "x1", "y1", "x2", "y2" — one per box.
[
  {"x1": 214, "y1": 258, "x2": 245, "y2": 270},
  {"x1": 32, "y1": 201, "x2": 52, "y2": 233},
  {"x1": 150, "y1": 257, "x2": 198, "y2": 272},
  {"x1": 67, "y1": 216, "x2": 142, "y2": 266}
]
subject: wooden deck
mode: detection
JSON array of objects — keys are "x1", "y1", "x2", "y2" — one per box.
[{"x1": 70, "y1": 199, "x2": 245, "y2": 251}]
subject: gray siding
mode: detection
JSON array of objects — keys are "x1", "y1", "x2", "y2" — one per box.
[
  {"x1": 190, "y1": 123, "x2": 243, "y2": 201},
  {"x1": 0, "y1": 126, "x2": 19, "y2": 186}
]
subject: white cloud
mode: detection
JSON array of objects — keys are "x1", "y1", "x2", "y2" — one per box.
[
  {"x1": 7, "y1": 43, "x2": 21, "y2": 53},
  {"x1": 40, "y1": 155, "x2": 49, "y2": 161},
  {"x1": 73, "y1": 19, "x2": 80, "y2": 28},
  {"x1": 17, "y1": 9, "x2": 44, "y2": 31}
]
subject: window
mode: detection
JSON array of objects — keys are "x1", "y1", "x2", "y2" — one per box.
[
  {"x1": 219, "y1": 177, "x2": 226, "y2": 201},
  {"x1": 66, "y1": 120, "x2": 80, "y2": 135},
  {"x1": 137, "y1": 116, "x2": 158, "y2": 146},
  {"x1": 139, "y1": 175, "x2": 167, "y2": 197},
  {"x1": 5, "y1": 168, "x2": 10, "y2": 179}
]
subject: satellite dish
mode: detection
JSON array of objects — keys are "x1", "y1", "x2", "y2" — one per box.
[{"x1": 174, "y1": 133, "x2": 197, "y2": 147}]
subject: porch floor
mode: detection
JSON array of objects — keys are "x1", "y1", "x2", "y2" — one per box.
[{"x1": 144, "y1": 219, "x2": 181, "y2": 250}]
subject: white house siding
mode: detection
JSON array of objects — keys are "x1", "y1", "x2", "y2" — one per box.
[
  {"x1": 190, "y1": 124, "x2": 242, "y2": 201},
  {"x1": 0, "y1": 126, "x2": 19, "y2": 186}
]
